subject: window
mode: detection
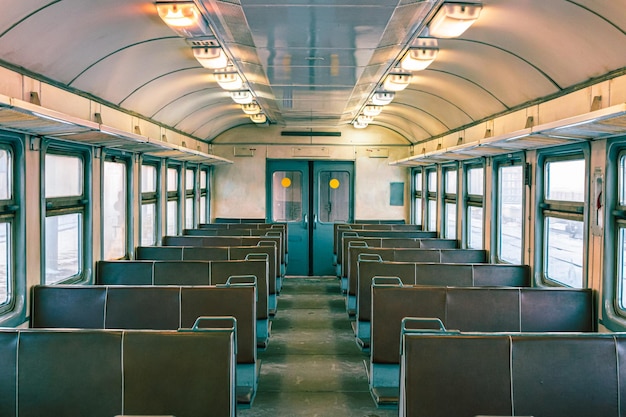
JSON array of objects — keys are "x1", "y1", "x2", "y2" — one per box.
[
  {"x1": 185, "y1": 167, "x2": 196, "y2": 230},
  {"x1": 496, "y1": 160, "x2": 524, "y2": 264},
  {"x1": 44, "y1": 150, "x2": 87, "y2": 284},
  {"x1": 199, "y1": 168, "x2": 209, "y2": 224},
  {"x1": 443, "y1": 166, "x2": 457, "y2": 239},
  {"x1": 102, "y1": 158, "x2": 128, "y2": 259},
  {"x1": 413, "y1": 169, "x2": 423, "y2": 226},
  {"x1": 426, "y1": 168, "x2": 438, "y2": 232},
  {"x1": 318, "y1": 170, "x2": 350, "y2": 223},
  {"x1": 541, "y1": 157, "x2": 585, "y2": 287},
  {"x1": 465, "y1": 164, "x2": 484, "y2": 249},
  {"x1": 0, "y1": 148, "x2": 13, "y2": 311},
  {"x1": 141, "y1": 163, "x2": 158, "y2": 246},
  {"x1": 166, "y1": 165, "x2": 180, "y2": 236},
  {"x1": 272, "y1": 171, "x2": 303, "y2": 222}
]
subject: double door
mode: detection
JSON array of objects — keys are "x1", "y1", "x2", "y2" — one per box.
[{"x1": 267, "y1": 160, "x2": 354, "y2": 276}]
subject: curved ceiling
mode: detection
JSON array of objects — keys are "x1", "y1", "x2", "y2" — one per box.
[{"x1": 0, "y1": 0, "x2": 624, "y2": 145}]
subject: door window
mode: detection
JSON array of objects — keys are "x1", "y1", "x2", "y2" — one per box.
[{"x1": 272, "y1": 171, "x2": 303, "y2": 222}]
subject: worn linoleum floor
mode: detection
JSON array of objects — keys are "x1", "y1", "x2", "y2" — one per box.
[{"x1": 237, "y1": 276, "x2": 397, "y2": 417}]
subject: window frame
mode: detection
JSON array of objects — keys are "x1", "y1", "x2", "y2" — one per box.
[
  {"x1": 535, "y1": 147, "x2": 588, "y2": 288},
  {"x1": 442, "y1": 163, "x2": 458, "y2": 239},
  {"x1": 166, "y1": 162, "x2": 182, "y2": 236},
  {"x1": 425, "y1": 166, "x2": 438, "y2": 233},
  {"x1": 0, "y1": 133, "x2": 25, "y2": 326},
  {"x1": 412, "y1": 167, "x2": 423, "y2": 228},
  {"x1": 492, "y1": 153, "x2": 525, "y2": 264},
  {"x1": 101, "y1": 151, "x2": 132, "y2": 260},
  {"x1": 41, "y1": 140, "x2": 92, "y2": 285},
  {"x1": 463, "y1": 159, "x2": 485, "y2": 249},
  {"x1": 184, "y1": 164, "x2": 197, "y2": 230},
  {"x1": 199, "y1": 166, "x2": 209, "y2": 224},
  {"x1": 140, "y1": 158, "x2": 161, "y2": 246},
  {"x1": 602, "y1": 139, "x2": 626, "y2": 330}
]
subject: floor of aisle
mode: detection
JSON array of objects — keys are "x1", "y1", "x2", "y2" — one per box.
[{"x1": 237, "y1": 276, "x2": 397, "y2": 417}]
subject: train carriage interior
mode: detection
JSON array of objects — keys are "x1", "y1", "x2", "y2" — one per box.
[{"x1": 1, "y1": 0, "x2": 626, "y2": 416}]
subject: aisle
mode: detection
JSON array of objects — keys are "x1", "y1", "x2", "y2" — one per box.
[{"x1": 238, "y1": 276, "x2": 397, "y2": 417}]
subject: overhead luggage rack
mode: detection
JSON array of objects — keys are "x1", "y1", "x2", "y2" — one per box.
[{"x1": 0, "y1": 94, "x2": 232, "y2": 165}]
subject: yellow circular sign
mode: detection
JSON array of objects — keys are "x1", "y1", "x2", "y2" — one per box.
[
  {"x1": 281, "y1": 177, "x2": 292, "y2": 188},
  {"x1": 329, "y1": 178, "x2": 340, "y2": 189}
]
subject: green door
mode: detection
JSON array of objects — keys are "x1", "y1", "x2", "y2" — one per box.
[{"x1": 267, "y1": 160, "x2": 353, "y2": 276}]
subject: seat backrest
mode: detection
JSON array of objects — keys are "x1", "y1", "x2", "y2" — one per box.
[
  {"x1": 400, "y1": 333, "x2": 624, "y2": 417},
  {"x1": 372, "y1": 286, "x2": 594, "y2": 365}
]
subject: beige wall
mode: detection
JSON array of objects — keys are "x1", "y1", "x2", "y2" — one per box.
[{"x1": 211, "y1": 125, "x2": 412, "y2": 222}]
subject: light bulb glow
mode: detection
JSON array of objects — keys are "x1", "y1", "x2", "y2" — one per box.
[
  {"x1": 242, "y1": 102, "x2": 261, "y2": 115},
  {"x1": 353, "y1": 121, "x2": 368, "y2": 129},
  {"x1": 193, "y1": 46, "x2": 228, "y2": 69},
  {"x1": 230, "y1": 90, "x2": 253, "y2": 104},
  {"x1": 429, "y1": 3, "x2": 482, "y2": 38},
  {"x1": 214, "y1": 71, "x2": 243, "y2": 90},
  {"x1": 363, "y1": 105, "x2": 383, "y2": 117},
  {"x1": 383, "y1": 72, "x2": 411, "y2": 92},
  {"x1": 401, "y1": 47, "x2": 438, "y2": 71},
  {"x1": 250, "y1": 113, "x2": 267, "y2": 123},
  {"x1": 155, "y1": 2, "x2": 208, "y2": 37},
  {"x1": 357, "y1": 114, "x2": 374, "y2": 124},
  {"x1": 371, "y1": 91, "x2": 395, "y2": 106}
]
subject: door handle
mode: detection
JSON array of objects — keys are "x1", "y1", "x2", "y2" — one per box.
[
  {"x1": 313, "y1": 213, "x2": 317, "y2": 229},
  {"x1": 303, "y1": 214, "x2": 308, "y2": 229}
]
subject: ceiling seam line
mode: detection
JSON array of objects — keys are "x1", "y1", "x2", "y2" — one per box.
[
  {"x1": 455, "y1": 38, "x2": 562, "y2": 90},
  {"x1": 67, "y1": 36, "x2": 181, "y2": 87},
  {"x1": 427, "y1": 68, "x2": 510, "y2": 109},
  {"x1": 120, "y1": 67, "x2": 203, "y2": 108},
  {"x1": 0, "y1": 1, "x2": 62, "y2": 39},
  {"x1": 565, "y1": 0, "x2": 626, "y2": 37},
  {"x1": 401, "y1": 88, "x2": 475, "y2": 122}
]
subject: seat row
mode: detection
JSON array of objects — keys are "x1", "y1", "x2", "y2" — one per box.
[
  {"x1": 333, "y1": 222, "x2": 601, "y2": 414},
  {"x1": 1, "y1": 220, "x2": 286, "y2": 415}
]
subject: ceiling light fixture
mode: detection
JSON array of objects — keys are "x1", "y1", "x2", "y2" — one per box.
[
  {"x1": 155, "y1": 2, "x2": 209, "y2": 37},
  {"x1": 371, "y1": 91, "x2": 395, "y2": 106},
  {"x1": 363, "y1": 105, "x2": 383, "y2": 117},
  {"x1": 193, "y1": 46, "x2": 228, "y2": 69},
  {"x1": 383, "y1": 71, "x2": 412, "y2": 92},
  {"x1": 429, "y1": 2, "x2": 482, "y2": 38},
  {"x1": 230, "y1": 90, "x2": 254, "y2": 104},
  {"x1": 357, "y1": 114, "x2": 374, "y2": 124},
  {"x1": 401, "y1": 38, "x2": 439, "y2": 71},
  {"x1": 242, "y1": 102, "x2": 261, "y2": 115},
  {"x1": 353, "y1": 121, "x2": 368, "y2": 129},
  {"x1": 250, "y1": 113, "x2": 267, "y2": 124},
  {"x1": 214, "y1": 70, "x2": 243, "y2": 90}
]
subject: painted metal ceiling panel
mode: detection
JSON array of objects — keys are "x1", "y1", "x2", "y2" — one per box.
[{"x1": 0, "y1": 0, "x2": 624, "y2": 147}]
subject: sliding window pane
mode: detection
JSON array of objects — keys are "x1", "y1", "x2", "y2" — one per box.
[
  {"x1": 141, "y1": 203, "x2": 156, "y2": 246},
  {"x1": 0, "y1": 150, "x2": 11, "y2": 200},
  {"x1": 619, "y1": 227, "x2": 626, "y2": 309},
  {"x1": 103, "y1": 160, "x2": 126, "y2": 259},
  {"x1": 0, "y1": 223, "x2": 9, "y2": 305},
  {"x1": 545, "y1": 217, "x2": 583, "y2": 287},
  {"x1": 428, "y1": 200, "x2": 437, "y2": 232},
  {"x1": 498, "y1": 165, "x2": 523, "y2": 264},
  {"x1": 445, "y1": 202, "x2": 456, "y2": 239},
  {"x1": 167, "y1": 200, "x2": 178, "y2": 235},
  {"x1": 546, "y1": 159, "x2": 584, "y2": 202},
  {"x1": 45, "y1": 213, "x2": 81, "y2": 284},
  {"x1": 141, "y1": 165, "x2": 156, "y2": 193},
  {"x1": 186, "y1": 197, "x2": 194, "y2": 229},
  {"x1": 467, "y1": 167, "x2": 483, "y2": 195},
  {"x1": 468, "y1": 206, "x2": 483, "y2": 249},
  {"x1": 45, "y1": 154, "x2": 83, "y2": 198}
]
